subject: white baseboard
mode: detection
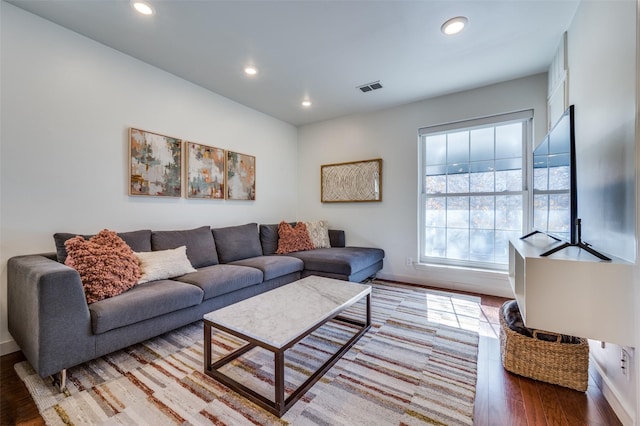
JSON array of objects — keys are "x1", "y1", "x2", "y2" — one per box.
[
  {"x1": 377, "y1": 265, "x2": 513, "y2": 299},
  {"x1": 1, "y1": 338, "x2": 20, "y2": 356},
  {"x1": 591, "y1": 355, "x2": 636, "y2": 426}
]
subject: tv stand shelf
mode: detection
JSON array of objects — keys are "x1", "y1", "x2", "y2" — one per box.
[{"x1": 508, "y1": 235, "x2": 634, "y2": 347}]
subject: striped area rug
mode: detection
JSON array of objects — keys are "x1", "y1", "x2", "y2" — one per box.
[{"x1": 15, "y1": 280, "x2": 480, "y2": 425}]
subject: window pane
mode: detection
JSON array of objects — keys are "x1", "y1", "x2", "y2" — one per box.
[
  {"x1": 446, "y1": 229, "x2": 469, "y2": 260},
  {"x1": 495, "y1": 230, "x2": 518, "y2": 263},
  {"x1": 447, "y1": 131, "x2": 469, "y2": 164},
  {"x1": 495, "y1": 158, "x2": 522, "y2": 192},
  {"x1": 470, "y1": 230, "x2": 494, "y2": 262},
  {"x1": 425, "y1": 165, "x2": 446, "y2": 194},
  {"x1": 470, "y1": 128, "x2": 494, "y2": 161},
  {"x1": 470, "y1": 196, "x2": 494, "y2": 229},
  {"x1": 496, "y1": 169, "x2": 522, "y2": 192},
  {"x1": 496, "y1": 195, "x2": 522, "y2": 231},
  {"x1": 424, "y1": 227, "x2": 446, "y2": 257},
  {"x1": 447, "y1": 171, "x2": 469, "y2": 194},
  {"x1": 425, "y1": 197, "x2": 446, "y2": 227},
  {"x1": 495, "y1": 123, "x2": 522, "y2": 159},
  {"x1": 425, "y1": 134, "x2": 446, "y2": 165},
  {"x1": 470, "y1": 161, "x2": 494, "y2": 192},
  {"x1": 447, "y1": 196, "x2": 469, "y2": 228}
]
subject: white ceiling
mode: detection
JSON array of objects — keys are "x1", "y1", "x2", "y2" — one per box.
[{"x1": 8, "y1": 0, "x2": 580, "y2": 126}]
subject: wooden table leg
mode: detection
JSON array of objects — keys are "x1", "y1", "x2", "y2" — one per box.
[
  {"x1": 366, "y1": 293, "x2": 371, "y2": 326},
  {"x1": 274, "y1": 351, "x2": 285, "y2": 414},
  {"x1": 204, "y1": 322, "x2": 212, "y2": 372}
]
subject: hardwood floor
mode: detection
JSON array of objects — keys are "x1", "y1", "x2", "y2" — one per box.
[
  {"x1": 1, "y1": 351, "x2": 44, "y2": 426},
  {"x1": 0, "y1": 289, "x2": 622, "y2": 425},
  {"x1": 473, "y1": 293, "x2": 621, "y2": 426}
]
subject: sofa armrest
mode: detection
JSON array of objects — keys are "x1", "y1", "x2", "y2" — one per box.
[
  {"x1": 8, "y1": 255, "x2": 95, "y2": 378},
  {"x1": 328, "y1": 230, "x2": 345, "y2": 248}
]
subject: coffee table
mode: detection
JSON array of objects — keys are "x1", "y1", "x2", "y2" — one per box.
[{"x1": 203, "y1": 275, "x2": 371, "y2": 417}]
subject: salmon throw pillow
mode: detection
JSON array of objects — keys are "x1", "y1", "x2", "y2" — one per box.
[
  {"x1": 65, "y1": 229, "x2": 141, "y2": 304},
  {"x1": 275, "y1": 221, "x2": 315, "y2": 254}
]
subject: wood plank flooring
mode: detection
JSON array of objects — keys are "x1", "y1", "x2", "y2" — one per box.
[
  {"x1": 473, "y1": 293, "x2": 621, "y2": 426},
  {"x1": 0, "y1": 287, "x2": 622, "y2": 425}
]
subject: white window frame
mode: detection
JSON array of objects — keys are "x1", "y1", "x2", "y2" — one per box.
[{"x1": 418, "y1": 110, "x2": 533, "y2": 271}]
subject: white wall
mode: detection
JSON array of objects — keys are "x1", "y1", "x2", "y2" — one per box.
[
  {"x1": 0, "y1": 3, "x2": 298, "y2": 353},
  {"x1": 297, "y1": 74, "x2": 548, "y2": 297},
  {"x1": 567, "y1": 1, "x2": 638, "y2": 424}
]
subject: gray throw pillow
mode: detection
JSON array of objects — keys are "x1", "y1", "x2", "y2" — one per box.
[
  {"x1": 151, "y1": 226, "x2": 218, "y2": 268},
  {"x1": 212, "y1": 223, "x2": 262, "y2": 263},
  {"x1": 259, "y1": 224, "x2": 279, "y2": 255}
]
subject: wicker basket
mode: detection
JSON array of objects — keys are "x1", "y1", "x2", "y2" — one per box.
[{"x1": 499, "y1": 302, "x2": 590, "y2": 391}]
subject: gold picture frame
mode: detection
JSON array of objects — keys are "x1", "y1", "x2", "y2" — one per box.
[
  {"x1": 321, "y1": 158, "x2": 382, "y2": 202},
  {"x1": 226, "y1": 150, "x2": 256, "y2": 200},
  {"x1": 185, "y1": 142, "x2": 225, "y2": 199},
  {"x1": 129, "y1": 128, "x2": 182, "y2": 197}
]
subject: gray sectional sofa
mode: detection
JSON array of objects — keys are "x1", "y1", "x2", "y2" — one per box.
[{"x1": 7, "y1": 222, "x2": 384, "y2": 384}]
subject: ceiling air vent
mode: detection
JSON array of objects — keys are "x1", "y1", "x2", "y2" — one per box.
[{"x1": 357, "y1": 81, "x2": 383, "y2": 93}]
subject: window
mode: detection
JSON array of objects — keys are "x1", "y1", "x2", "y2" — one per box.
[{"x1": 419, "y1": 110, "x2": 533, "y2": 270}]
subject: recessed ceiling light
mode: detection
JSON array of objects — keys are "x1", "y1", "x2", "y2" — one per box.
[
  {"x1": 132, "y1": 1, "x2": 154, "y2": 15},
  {"x1": 301, "y1": 100, "x2": 312, "y2": 108},
  {"x1": 441, "y1": 16, "x2": 468, "y2": 35},
  {"x1": 244, "y1": 67, "x2": 258, "y2": 76}
]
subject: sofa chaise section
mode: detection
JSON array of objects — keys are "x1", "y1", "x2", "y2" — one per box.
[
  {"x1": 259, "y1": 224, "x2": 385, "y2": 282},
  {"x1": 289, "y1": 247, "x2": 385, "y2": 282}
]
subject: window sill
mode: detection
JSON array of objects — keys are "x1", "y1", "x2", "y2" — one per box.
[
  {"x1": 413, "y1": 261, "x2": 508, "y2": 275},
  {"x1": 406, "y1": 262, "x2": 512, "y2": 298}
]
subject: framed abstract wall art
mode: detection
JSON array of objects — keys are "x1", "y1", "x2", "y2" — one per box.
[
  {"x1": 185, "y1": 142, "x2": 225, "y2": 199},
  {"x1": 129, "y1": 128, "x2": 182, "y2": 197},
  {"x1": 226, "y1": 150, "x2": 256, "y2": 200},
  {"x1": 321, "y1": 158, "x2": 382, "y2": 202}
]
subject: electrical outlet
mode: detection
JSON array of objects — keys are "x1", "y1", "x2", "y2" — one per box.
[
  {"x1": 621, "y1": 349, "x2": 629, "y2": 377},
  {"x1": 406, "y1": 257, "x2": 413, "y2": 266}
]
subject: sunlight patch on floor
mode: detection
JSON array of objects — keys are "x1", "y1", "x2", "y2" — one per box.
[{"x1": 424, "y1": 293, "x2": 480, "y2": 332}]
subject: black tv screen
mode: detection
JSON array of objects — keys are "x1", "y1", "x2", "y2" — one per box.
[{"x1": 532, "y1": 105, "x2": 577, "y2": 244}]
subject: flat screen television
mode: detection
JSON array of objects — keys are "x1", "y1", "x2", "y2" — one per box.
[{"x1": 531, "y1": 105, "x2": 577, "y2": 244}]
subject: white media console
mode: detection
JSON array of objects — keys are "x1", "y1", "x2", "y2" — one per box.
[{"x1": 508, "y1": 234, "x2": 634, "y2": 347}]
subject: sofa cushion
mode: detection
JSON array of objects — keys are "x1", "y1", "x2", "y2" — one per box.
[
  {"x1": 259, "y1": 224, "x2": 279, "y2": 255},
  {"x1": 64, "y1": 230, "x2": 141, "y2": 304},
  {"x1": 230, "y1": 255, "x2": 303, "y2": 281},
  {"x1": 276, "y1": 222, "x2": 315, "y2": 254},
  {"x1": 134, "y1": 246, "x2": 197, "y2": 284},
  {"x1": 304, "y1": 220, "x2": 331, "y2": 248},
  {"x1": 287, "y1": 247, "x2": 385, "y2": 276},
  {"x1": 328, "y1": 229, "x2": 346, "y2": 248},
  {"x1": 212, "y1": 223, "x2": 262, "y2": 263},
  {"x1": 54, "y1": 229, "x2": 152, "y2": 264},
  {"x1": 89, "y1": 279, "x2": 204, "y2": 334},
  {"x1": 175, "y1": 264, "x2": 263, "y2": 300},
  {"x1": 151, "y1": 226, "x2": 218, "y2": 268}
]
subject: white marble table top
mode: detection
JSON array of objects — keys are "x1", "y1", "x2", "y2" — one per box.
[{"x1": 203, "y1": 275, "x2": 371, "y2": 349}]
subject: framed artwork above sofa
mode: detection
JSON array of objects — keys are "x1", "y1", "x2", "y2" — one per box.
[{"x1": 129, "y1": 128, "x2": 182, "y2": 197}]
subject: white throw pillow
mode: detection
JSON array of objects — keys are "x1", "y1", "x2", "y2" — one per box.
[
  {"x1": 304, "y1": 220, "x2": 331, "y2": 248},
  {"x1": 134, "y1": 246, "x2": 197, "y2": 284}
]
